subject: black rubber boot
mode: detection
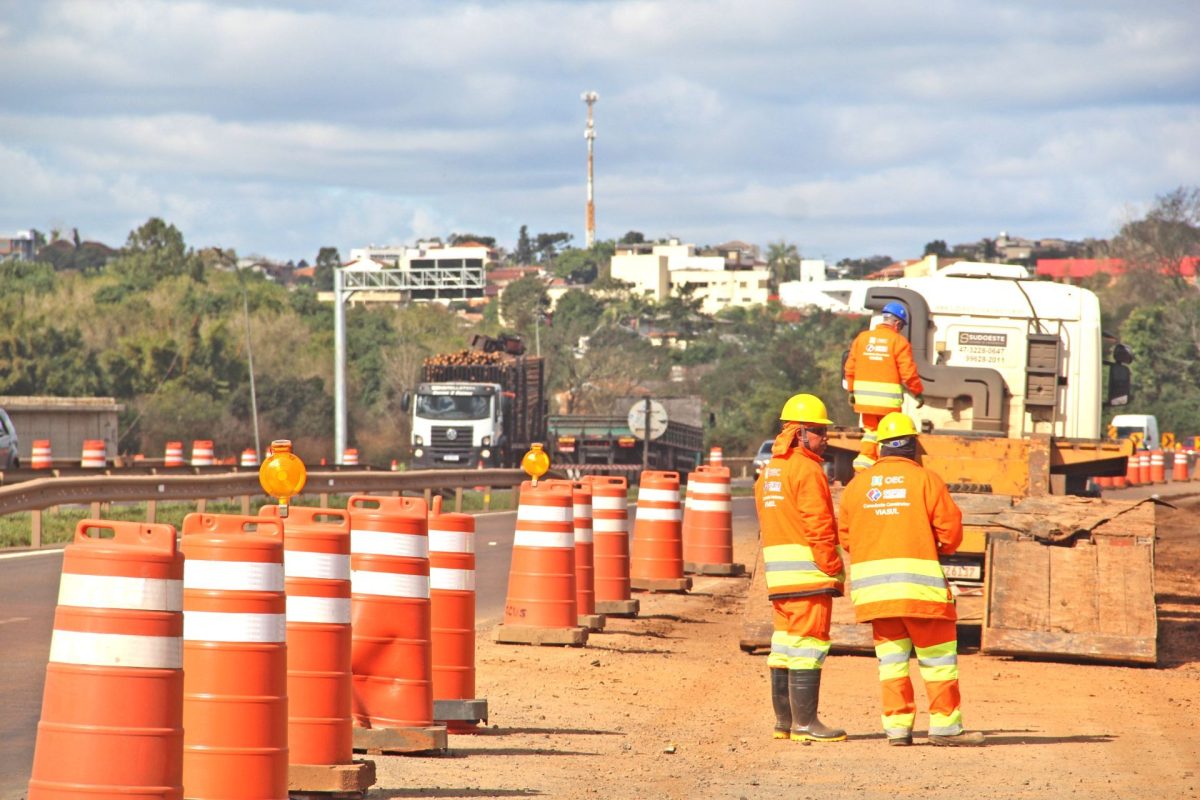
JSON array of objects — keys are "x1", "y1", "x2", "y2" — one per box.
[
  {"x1": 788, "y1": 669, "x2": 847, "y2": 742},
  {"x1": 770, "y1": 668, "x2": 791, "y2": 739}
]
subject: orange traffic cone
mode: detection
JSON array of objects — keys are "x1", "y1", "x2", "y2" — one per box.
[
  {"x1": 630, "y1": 470, "x2": 691, "y2": 593},
  {"x1": 31, "y1": 439, "x2": 52, "y2": 469},
  {"x1": 342, "y1": 448, "x2": 360, "y2": 467},
  {"x1": 1150, "y1": 450, "x2": 1166, "y2": 483},
  {"x1": 709, "y1": 446, "x2": 723, "y2": 466},
  {"x1": 1172, "y1": 451, "x2": 1189, "y2": 482},
  {"x1": 584, "y1": 476, "x2": 639, "y2": 617},
  {"x1": 429, "y1": 496, "x2": 488, "y2": 733},
  {"x1": 682, "y1": 465, "x2": 744, "y2": 576},
  {"x1": 259, "y1": 504, "x2": 354, "y2": 767},
  {"x1": 28, "y1": 521, "x2": 184, "y2": 799},
  {"x1": 239, "y1": 448, "x2": 259, "y2": 468},
  {"x1": 495, "y1": 480, "x2": 587, "y2": 646},
  {"x1": 347, "y1": 495, "x2": 433, "y2": 730},
  {"x1": 181, "y1": 513, "x2": 287, "y2": 799}
]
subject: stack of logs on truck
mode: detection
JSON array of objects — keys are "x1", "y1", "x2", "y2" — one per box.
[{"x1": 548, "y1": 395, "x2": 705, "y2": 476}]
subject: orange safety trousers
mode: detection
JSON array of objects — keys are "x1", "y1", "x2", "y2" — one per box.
[
  {"x1": 768, "y1": 596, "x2": 832, "y2": 672},
  {"x1": 872, "y1": 617, "x2": 964, "y2": 740},
  {"x1": 854, "y1": 413, "x2": 885, "y2": 471}
]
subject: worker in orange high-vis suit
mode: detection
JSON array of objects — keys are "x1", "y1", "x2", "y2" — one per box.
[
  {"x1": 754, "y1": 393, "x2": 846, "y2": 743},
  {"x1": 844, "y1": 301, "x2": 924, "y2": 472},
  {"x1": 837, "y1": 412, "x2": 985, "y2": 747}
]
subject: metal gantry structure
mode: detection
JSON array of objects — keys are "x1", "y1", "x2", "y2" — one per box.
[{"x1": 332, "y1": 265, "x2": 486, "y2": 463}]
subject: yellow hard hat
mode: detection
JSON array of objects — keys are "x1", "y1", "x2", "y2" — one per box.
[
  {"x1": 780, "y1": 393, "x2": 833, "y2": 424},
  {"x1": 876, "y1": 412, "x2": 919, "y2": 442}
]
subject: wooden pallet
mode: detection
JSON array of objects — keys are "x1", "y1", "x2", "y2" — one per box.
[
  {"x1": 685, "y1": 561, "x2": 746, "y2": 577},
  {"x1": 352, "y1": 725, "x2": 448, "y2": 755},
  {"x1": 288, "y1": 759, "x2": 375, "y2": 798},
  {"x1": 494, "y1": 623, "x2": 589, "y2": 646},
  {"x1": 630, "y1": 576, "x2": 692, "y2": 593},
  {"x1": 595, "y1": 598, "x2": 640, "y2": 617}
]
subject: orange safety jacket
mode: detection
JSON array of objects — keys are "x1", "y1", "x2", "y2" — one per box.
[
  {"x1": 836, "y1": 456, "x2": 962, "y2": 622},
  {"x1": 755, "y1": 443, "x2": 844, "y2": 600},
  {"x1": 844, "y1": 324, "x2": 924, "y2": 415}
]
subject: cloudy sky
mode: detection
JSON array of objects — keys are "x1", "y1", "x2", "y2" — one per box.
[{"x1": 2, "y1": 0, "x2": 1198, "y2": 263}]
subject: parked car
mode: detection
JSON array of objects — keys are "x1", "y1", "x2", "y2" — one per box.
[
  {"x1": 752, "y1": 439, "x2": 773, "y2": 477},
  {"x1": 0, "y1": 408, "x2": 19, "y2": 469}
]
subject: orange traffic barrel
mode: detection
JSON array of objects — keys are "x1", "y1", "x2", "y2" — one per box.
[
  {"x1": 585, "y1": 476, "x2": 638, "y2": 616},
  {"x1": 630, "y1": 470, "x2": 690, "y2": 592},
  {"x1": 1150, "y1": 450, "x2": 1165, "y2": 483},
  {"x1": 261, "y1": 504, "x2": 353, "y2": 766},
  {"x1": 1124, "y1": 453, "x2": 1139, "y2": 486},
  {"x1": 495, "y1": 480, "x2": 586, "y2": 646},
  {"x1": 347, "y1": 494, "x2": 432, "y2": 730},
  {"x1": 1172, "y1": 451, "x2": 1189, "y2": 482},
  {"x1": 343, "y1": 448, "x2": 360, "y2": 466},
  {"x1": 1136, "y1": 452, "x2": 1150, "y2": 484},
  {"x1": 571, "y1": 481, "x2": 602, "y2": 629},
  {"x1": 164, "y1": 441, "x2": 185, "y2": 468},
  {"x1": 191, "y1": 440, "x2": 215, "y2": 467},
  {"x1": 181, "y1": 513, "x2": 287, "y2": 799},
  {"x1": 31, "y1": 439, "x2": 52, "y2": 469},
  {"x1": 240, "y1": 448, "x2": 259, "y2": 468},
  {"x1": 709, "y1": 446, "x2": 723, "y2": 466},
  {"x1": 28, "y1": 520, "x2": 184, "y2": 799},
  {"x1": 80, "y1": 439, "x2": 106, "y2": 468},
  {"x1": 428, "y1": 496, "x2": 486, "y2": 732},
  {"x1": 682, "y1": 465, "x2": 741, "y2": 575}
]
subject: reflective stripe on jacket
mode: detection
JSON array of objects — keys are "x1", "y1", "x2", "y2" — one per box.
[
  {"x1": 755, "y1": 444, "x2": 844, "y2": 599},
  {"x1": 844, "y1": 324, "x2": 923, "y2": 415},
  {"x1": 836, "y1": 456, "x2": 961, "y2": 621}
]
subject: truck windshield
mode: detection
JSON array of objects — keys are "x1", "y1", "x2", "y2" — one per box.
[
  {"x1": 415, "y1": 394, "x2": 490, "y2": 420},
  {"x1": 1115, "y1": 426, "x2": 1146, "y2": 440}
]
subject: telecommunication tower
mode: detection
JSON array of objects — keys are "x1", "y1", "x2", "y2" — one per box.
[{"x1": 581, "y1": 91, "x2": 598, "y2": 248}]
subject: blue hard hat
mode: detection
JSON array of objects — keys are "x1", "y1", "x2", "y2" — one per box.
[{"x1": 881, "y1": 302, "x2": 909, "y2": 324}]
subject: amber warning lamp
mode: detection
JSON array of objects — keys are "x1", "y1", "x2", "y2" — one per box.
[
  {"x1": 521, "y1": 442, "x2": 550, "y2": 486},
  {"x1": 259, "y1": 439, "x2": 307, "y2": 518}
]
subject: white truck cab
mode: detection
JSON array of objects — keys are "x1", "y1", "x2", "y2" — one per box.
[
  {"x1": 410, "y1": 382, "x2": 502, "y2": 468},
  {"x1": 1110, "y1": 413, "x2": 1160, "y2": 451}
]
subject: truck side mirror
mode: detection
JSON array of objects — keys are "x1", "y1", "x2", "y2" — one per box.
[
  {"x1": 1108, "y1": 364, "x2": 1131, "y2": 407},
  {"x1": 400, "y1": 391, "x2": 411, "y2": 413}
]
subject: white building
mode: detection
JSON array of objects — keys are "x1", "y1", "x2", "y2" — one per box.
[
  {"x1": 609, "y1": 239, "x2": 770, "y2": 313},
  {"x1": 779, "y1": 279, "x2": 871, "y2": 314}
]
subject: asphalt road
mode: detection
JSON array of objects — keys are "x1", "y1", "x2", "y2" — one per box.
[{"x1": 0, "y1": 497, "x2": 757, "y2": 797}]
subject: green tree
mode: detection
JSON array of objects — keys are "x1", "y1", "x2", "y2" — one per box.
[
  {"x1": 513, "y1": 225, "x2": 534, "y2": 265},
  {"x1": 108, "y1": 218, "x2": 204, "y2": 289},
  {"x1": 499, "y1": 275, "x2": 550, "y2": 339},
  {"x1": 1109, "y1": 186, "x2": 1200, "y2": 306},
  {"x1": 766, "y1": 240, "x2": 802, "y2": 287},
  {"x1": 619, "y1": 231, "x2": 646, "y2": 244},
  {"x1": 314, "y1": 247, "x2": 341, "y2": 292},
  {"x1": 449, "y1": 233, "x2": 496, "y2": 247},
  {"x1": 923, "y1": 239, "x2": 949, "y2": 257}
]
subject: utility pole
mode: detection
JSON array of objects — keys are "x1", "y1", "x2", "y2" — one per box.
[
  {"x1": 582, "y1": 91, "x2": 598, "y2": 248},
  {"x1": 642, "y1": 396, "x2": 650, "y2": 473},
  {"x1": 333, "y1": 265, "x2": 347, "y2": 464}
]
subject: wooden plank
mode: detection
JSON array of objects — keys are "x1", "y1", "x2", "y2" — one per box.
[
  {"x1": 981, "y1": 627, "x2": 1157, "y2": 665},
  {"x1": 494, "y1": 624, "x2": 588, "y2": 646},
  {"x1": 986, "y1": 537, "x2": 1049, "y2": 631},
  {"x1": 1096, "y1": 538, "x2": 1157, "y2": 640},
  {"x1": 739, "y1": 547, "x2": 771, "y2": 653},
  {"x1": 288, "y1": 760, "x2": 376, "y2": 793},
  {"x1": 1048, "y1": 543, "x2": 1100, "y2": 634}
]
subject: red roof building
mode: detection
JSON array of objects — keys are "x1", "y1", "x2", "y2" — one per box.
[{"x1": 1036, "y1": 257, "x2": 1199, "y2": 284}]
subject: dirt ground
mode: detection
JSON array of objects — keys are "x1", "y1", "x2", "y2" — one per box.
[{"x1": 370, "y1": 500, "x2": 1200, "y2": 800}]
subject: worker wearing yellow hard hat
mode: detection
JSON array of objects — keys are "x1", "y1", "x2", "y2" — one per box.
[
  {"x1": 837, "y1": 412, "x2": 985, "y2": 747},
  {"x1": 755, "y1": 393, "x2": 846, "y2": 743}
]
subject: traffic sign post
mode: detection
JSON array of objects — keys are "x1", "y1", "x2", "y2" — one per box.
[{"x1": 628, "y1": 399, "x2": 669, "y2": 473}]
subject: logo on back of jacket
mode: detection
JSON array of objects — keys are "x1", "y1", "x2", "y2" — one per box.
[
  {"x1": 865, "y1": 473, "x2": 908, "y2": 515},
  {"x1": 762, "y1": 478, "x2": 784, "y2": 507},
  {"x1": 863, "y1": 336, "x2": 891, "y2": 359}
]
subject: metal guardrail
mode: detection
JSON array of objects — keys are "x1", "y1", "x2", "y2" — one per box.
[{"x1": 1, "y1": 468, "x2": 527, "y2": 550}]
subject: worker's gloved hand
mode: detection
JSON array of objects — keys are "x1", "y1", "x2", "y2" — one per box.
[{"x1": 915, "y1": 394, "x2": 926, "y2": 408}]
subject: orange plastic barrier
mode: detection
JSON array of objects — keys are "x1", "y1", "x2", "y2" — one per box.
[
  {"x1": 585, "y1": 476, "x2": 635, "y2": 612},
  {"x1": 31, "y1": 439, "x2": 52, "y2": 470},
  {"x1": 181, "y1": 513, "x2": 287, "y2": 799},
  {"x1": 343, "y1": 448, "x2": 360, "y2": 467},
  {"x1": 1124, "y1": 453, "x2": 1139, "y2": 486},
  {"x1": 80, "y1": 439, "x2": 106, "y2": 468},
  {"x1": 1172, "y1": 451, "x2": 1189, "y2": 482},
  {"x1": 164, "y1": 441, "x2": 185, "y2": 468},
  {"x1": 191, "y1": 440, "x2": 215, "y2": 467},
  {"x1": 630, "y1": 471, "x2": 687, "y2": 588},
  {"x1": 681, "y1": 466, "x2": 734, "y2": 569},
  {"x1": 501, "y1": 480, "x2": 578, "y2": 630},
  {"x1": 571, "y1": 482, "x2": 598, "y2": 625},
  {"x1": 709, "y1": 446, "x2": 723, "y2": 466},
  {"x1": 1137, "y1": 452, "x2": 1150, "y2": 485},
  {"x1": 239, "y1": 448, "x2": 259, "y2": 468},
  {"x1": 1150, "y1": 450, "x2": 1166, "y2": 483},
  {"x1": 261, "y1": 504, "x2": 353, "y2": 766},
  {"x1": 347, "y1": 495, "x2": 432, "y2": 729},
  {"x1": 28, "y1": 520, "x2": 184, "y2": 799},
  {"x1": 428, "y1": 497, "x2": 480, "y2": 732}
]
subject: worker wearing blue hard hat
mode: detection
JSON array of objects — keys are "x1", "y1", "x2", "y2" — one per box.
[{"x1": 843, "y1": 301, "x2": 925, "y2": 471}]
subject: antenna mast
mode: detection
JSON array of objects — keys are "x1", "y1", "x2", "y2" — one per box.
[{"x1": 581, "y1": 91, "x2": 599, "y2": 248}]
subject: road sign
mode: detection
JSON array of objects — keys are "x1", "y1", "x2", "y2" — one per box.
[{"x1": 628, "y1": 400, "x2": 668, "y2": 441}]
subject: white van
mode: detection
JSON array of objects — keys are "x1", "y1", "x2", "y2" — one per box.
[{"x1": 1111, "y1": 414, "x2": 1160, "y2": 451}]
